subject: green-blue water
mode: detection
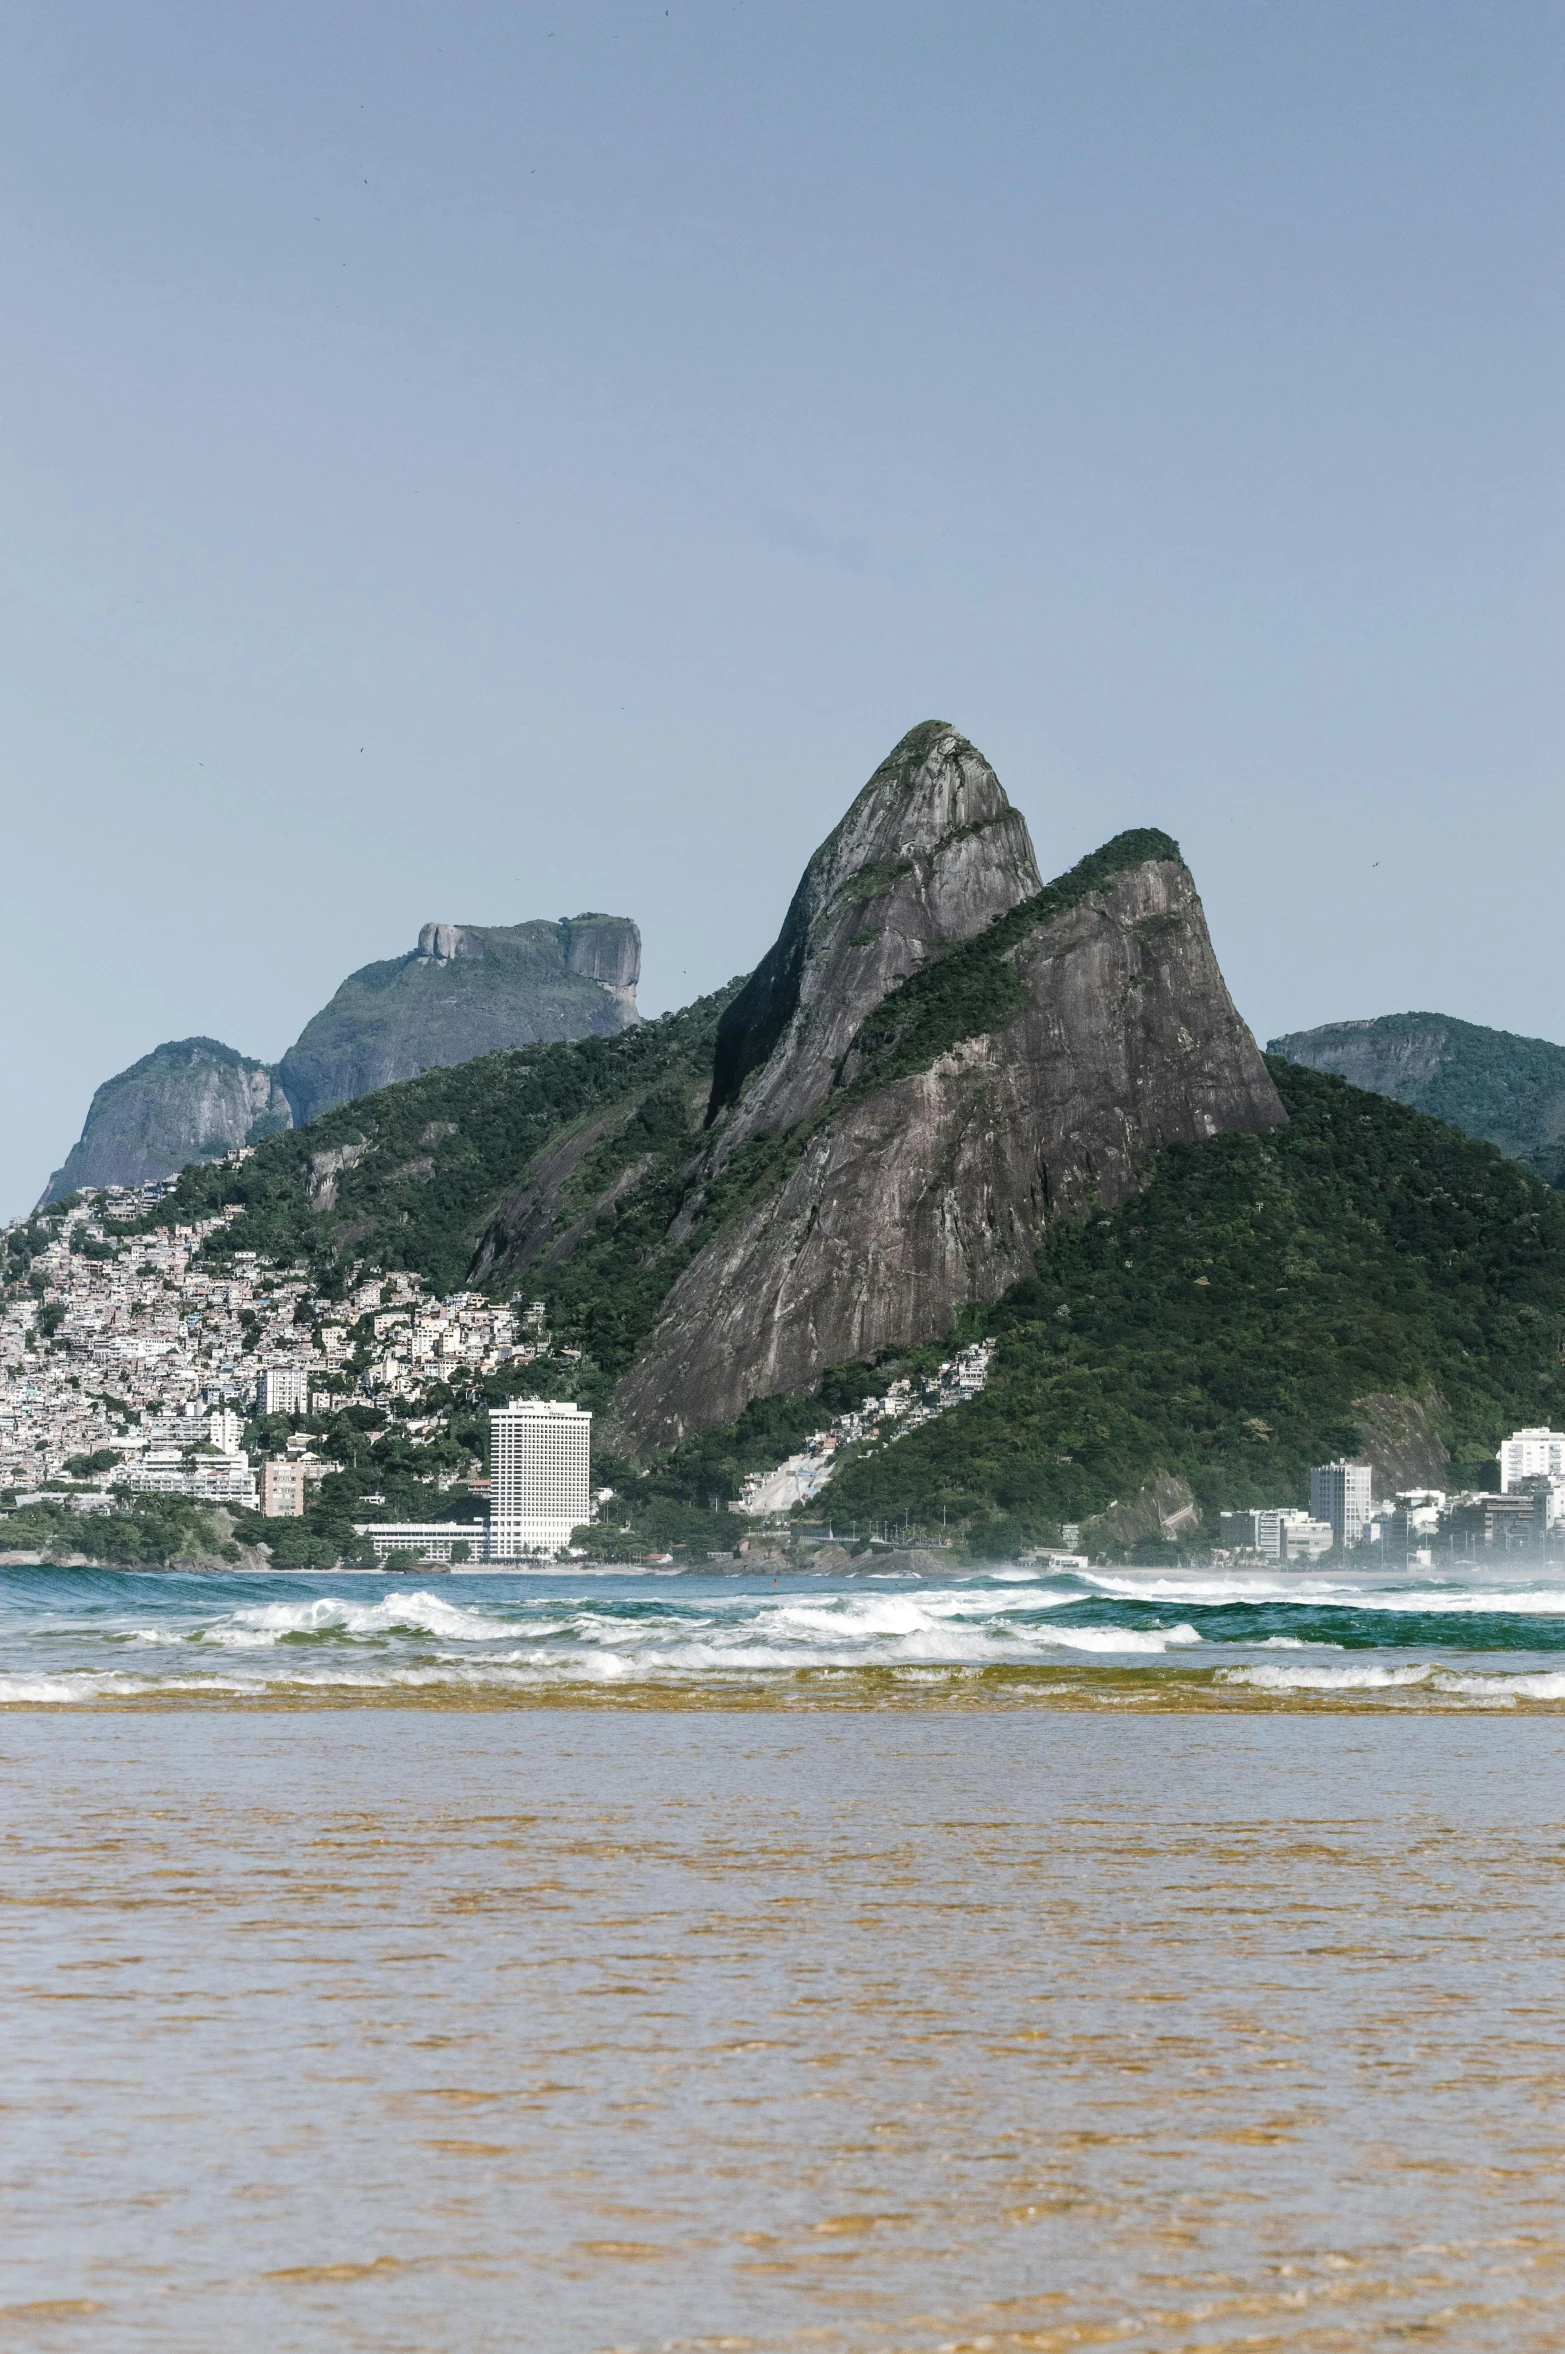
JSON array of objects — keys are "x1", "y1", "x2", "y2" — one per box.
[{"x1": 3, "y1": 1557, "x2": 1564, "y2": 1706}]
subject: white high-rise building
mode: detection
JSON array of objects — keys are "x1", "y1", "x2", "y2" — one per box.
[
  {"x1": 1309, "y1": 1461, "x2": 1373, "y2": 1550},
  {"x1": 488, "y1": 1401, "x2": 591, "y2": 1558},
  {"x1": 1498, "y1": 1428, "x2": 1565, "y2": 1491},
  {"x1": 207, "y1": 1408, "x2": 245, "y2": 1455},
  {"x1": 257, "y1": 1364, "x2": 310, "y2": 1416}
]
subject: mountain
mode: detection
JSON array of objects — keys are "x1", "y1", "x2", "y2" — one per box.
[
  {"x1": 1269, "y1": 1013, "x2": 1565, "y2": 1187},
  {"x1": 129, "y1": 720, "x2": 1565, "y2": 1560},
  {"x1": 607, "y1": 722, "x2": 1284, "y2": 1448},
  {"x1": 40, "y1": 1040, "x2": 291, "y2": 1205},
  {"x1": 276, "y1": 914, "x2": 641, "y2": 1127},
  {"x1": 144, "y1": 720, "x2": 1285, "y2": 1449},
  {"x1": 808, "y1": 1056, "x2": 1565, "y2": 1555},
  {"x1": 38, "y1": 913, "x2": 641, "y2": 1205}
]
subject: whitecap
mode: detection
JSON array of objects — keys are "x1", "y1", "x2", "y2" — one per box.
[
  {"x1": 218, "y1": 1590, "x2": 517, "y2": 1643},
  {"x1": 1432, "y1": 1669, "x2": 1565, "y2": 1701},
  {"x1": 1220, "y1": 1662, "x2": 1434, "y2": 1691},
  {"x1": 1038, "y1": 1622, "x2": 1201, "y2": 1655}
]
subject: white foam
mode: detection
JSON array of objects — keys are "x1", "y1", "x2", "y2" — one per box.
[
  {"x1": 1085, "y1": 1568, "x2": 1565, "y2": 1616},
  {"x1": 1039, "y1": 1621, "x2": 1201, "y2": 1654},
  {"x1": 1223, "y1": 1659, "x2": 1565, "y2": 1703},
  {"x1": 219, "y1": 1590, "x2": 517, "y2": 1643},
  {"x1": 1220, "y1": 1662, "x2": 1434, "y2": 1692},
  {"x1": 1432, "y1": 1669, "x2": 1565, "y2": 1701}
]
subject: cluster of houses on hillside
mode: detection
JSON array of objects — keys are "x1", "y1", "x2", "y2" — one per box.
[
  {"x1": 0, "y1": 1178, "x2": 561, "y2": 1521},
  {"x1": 733, "y1": 1343, "x2": 997, "y2": 1516}
]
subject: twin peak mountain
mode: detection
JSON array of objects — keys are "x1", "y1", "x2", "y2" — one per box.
[{"x1": 484, "y1": 721, "x2": 1284, "y2": 1450}]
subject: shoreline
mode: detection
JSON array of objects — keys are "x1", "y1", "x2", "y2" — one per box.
[{"x1": 2, "y1": 1664, "x2": 1561, "y2": 1713}]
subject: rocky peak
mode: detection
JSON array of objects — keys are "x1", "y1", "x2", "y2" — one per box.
[
  {"x1": 707, "y1": 722, "x2": 1041, "y2": 1149},
  {"x1": 416, "y1": 923, "x2": 471, "y2": 963},
  {"x1": 608, "y1": 725, "x2": 1285, "y2": 1452},
  {"x1": 560, "y1": 913, "x2": 641, "y2": 1017}
]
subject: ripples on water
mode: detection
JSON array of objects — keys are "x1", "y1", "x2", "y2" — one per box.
[
  {"x1": 2, "y1": 1559, "x2": 1564, "y2": 1708},
  {"x1": 2, "y1": 1712, "x2": 1561, "y2": 2351}
]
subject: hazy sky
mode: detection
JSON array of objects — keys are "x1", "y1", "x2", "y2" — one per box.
[{"x1": 3, "y1": 0, "x2": 1560, "y2": 1216}]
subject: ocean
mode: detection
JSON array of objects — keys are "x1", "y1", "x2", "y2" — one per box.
[
  {"x1": 3, "y1": 1561, "x2": 1562, "y2": 2350},
  {"x1": 2, "y1": 1555, "x2": 1564, "y2": 1709}
]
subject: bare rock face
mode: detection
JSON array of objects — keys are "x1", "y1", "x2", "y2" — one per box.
[
  {"x1": 278, "y1": 914, "x2": 641, "y2": 1127},
  {"x1": 1271, "y1": 1016, "x2": 1450, "y2": 1100},
  {"x1": 709, "y1": 721, "x2": 1041, "y2": 1150},
  {"x1": 40, "y1": 1040, "x2": 292, "y2": 1205},
  {"x1": 561, "y1": 913, "x2": 642, "y2": 1019},
  {"x1": 1082, "y1": 1475, "x2": 1202, "y2": 1550},
  {"x1": 608, "y1": 725, "x2": 1283, "y2": 1452},
  {"x1": 1351, "y1": 1393, "x2": 1451, "y2": 1497}
]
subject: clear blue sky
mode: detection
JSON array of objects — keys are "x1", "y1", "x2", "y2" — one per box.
[{"x1": 3, "y1": 1, "x2": 1560, "y2": 1216}]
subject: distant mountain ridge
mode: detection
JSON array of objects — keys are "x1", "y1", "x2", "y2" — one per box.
[
  {"x1": 41, "y1": 1039, "x2": 293, "y2": 1202},
  {"x1": 277, "y1": 914, "x2": 641, "y2": 1128},
  {"x1": 1268, "y1": 1012, "x2": 1565, "y2": 1187},
  {"x1": 39, "y1": 913, "x2": 640, "y2": 1204}
]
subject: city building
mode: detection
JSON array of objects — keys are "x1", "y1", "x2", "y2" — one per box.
[
  {"x1": 115, "y1": 1450, "x2": 259, "y2": 1511},
  {"x1": 1498, "y1": 1428, "x2": 1565, "y2": 1491},
  {"x1": 488, "y1": 1400, "x2": 591, "y2": 1557},
  {"x1": 259, "y1": 1458, "x2": 307, "y2": 1518},
  {"x1": 352, "y1": 1521, "x2": 483, "y2": 1563},
  {"x1": 257, "y1": 1365, "x2": 310, "y2": 1417},
  {"x1": 1218, "y1": 1506, "x2": 1333, "y2": 1561},
  {"x1": 1309, "y1": 1461, "x2": 1373, "y2": 1551},
  {"x1": 207, "y1": 1408, "x2": 245, "y2": 1455}
]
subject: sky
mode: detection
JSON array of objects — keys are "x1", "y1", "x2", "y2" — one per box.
[{"x1": 2, "y1": 0, "x2": 1560, "y2": 1217}]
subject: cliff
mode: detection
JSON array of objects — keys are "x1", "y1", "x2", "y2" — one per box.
[
  {"x1": 1269, "y1": 1012, "x2": 1565, "y2": 1187},
  {"x1": 598, "y1": 723, "x2": 1285, "y2": 1449},
  {"x1": 38, "y1": 912, "x2": 642, "y2": 1204},
  {"x1": 40, "y1": 1040, "x2": 291, "y2": 1206},
  {"x1": 276, "y1": 915, "x2": 641, "y2": 1127}
]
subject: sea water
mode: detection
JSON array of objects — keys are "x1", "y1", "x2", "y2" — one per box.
[
  {"x1": 2, "y1": 1556, "x2": 1564, "y2": 1708},
  {"x1": 2, "y1": 1566, "x2": 1563, "y2": 2351}
]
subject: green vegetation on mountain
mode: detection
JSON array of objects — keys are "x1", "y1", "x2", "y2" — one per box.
[
  {"x1": 798, "y1": 1059, "x2": 1565, "y2": 1551},
  {"x1": 846, "y1": 828, "x2": 1183, "y2": 1096},
  {"x1": 146, "y1": 988, "x2": 741, "y2": 1374},
  {"x1": 1270, "y1": 1012, "x2": 1565, "y2": 1188},
  {"x1": 0, "y1": 1493, "x2": 243, "y2": 1566}
]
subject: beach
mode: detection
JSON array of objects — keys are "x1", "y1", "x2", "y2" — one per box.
[{"x1": 3, "y1": 1694, "x2": 1562, "y2": 2350}]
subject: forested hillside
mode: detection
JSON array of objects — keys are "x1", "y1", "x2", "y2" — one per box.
[
  {"x1": 1271, "y1": 1012, "x2": 1565, "y2": 1187},
  {"x1": 801, "y1": 1060, "x2": 1565, "y2": 1552},
  {"x1": 140, "y1": 1006, "x2": 1565, "y2": 1565}
]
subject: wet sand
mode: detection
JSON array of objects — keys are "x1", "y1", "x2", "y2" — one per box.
[{"x1": 2, "y1": 1712, "x2": 1562, "y2": 2351}]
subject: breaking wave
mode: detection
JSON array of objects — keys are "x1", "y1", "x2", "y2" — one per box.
[{"x1": 1, "y1": 1558, "x2": 1562, "y2": 1705}]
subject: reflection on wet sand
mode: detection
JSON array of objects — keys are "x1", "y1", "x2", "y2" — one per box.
[{"x1": 3, "y1": 1713, "x2": 1562, "y2": 2350}]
